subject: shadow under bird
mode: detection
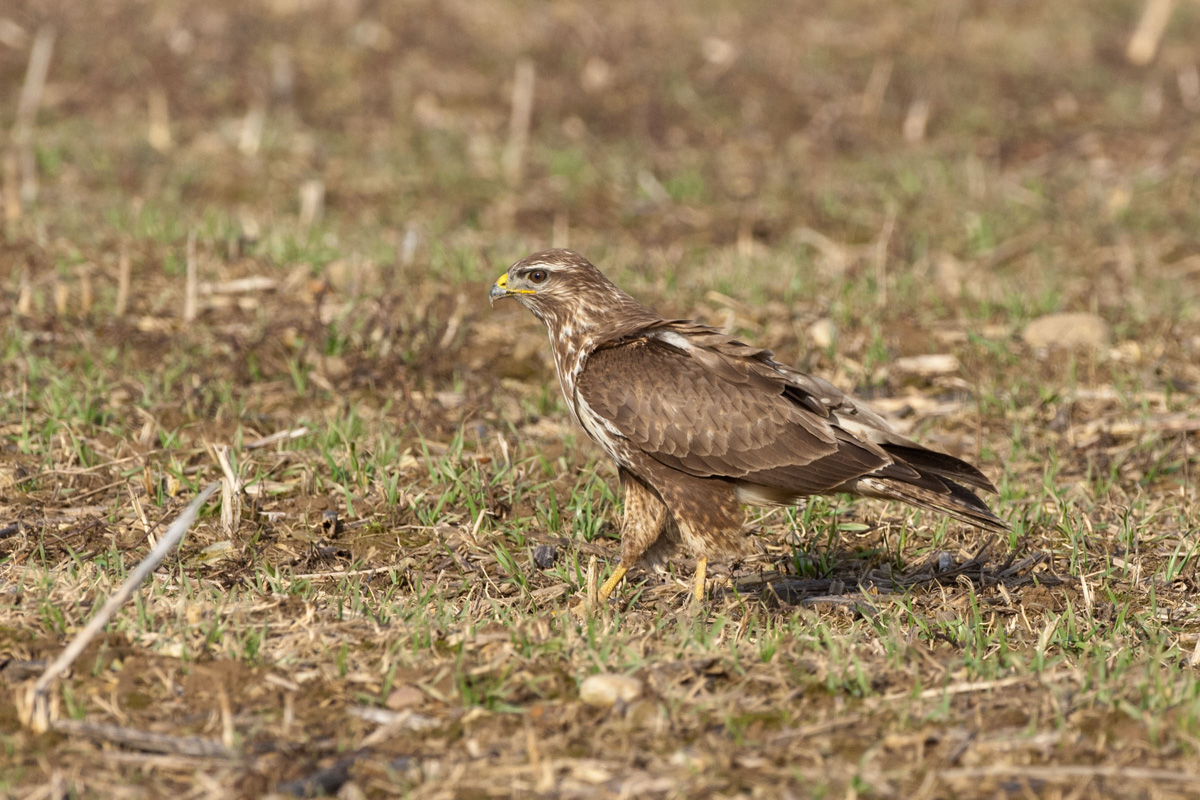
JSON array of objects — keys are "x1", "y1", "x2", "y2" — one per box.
[{"x1": 489, "y1": 249, "x2": 1007, "y2": 605}]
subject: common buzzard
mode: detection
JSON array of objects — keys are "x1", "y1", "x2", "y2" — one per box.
[{"x1": 490, "y1": 249, "x2": 1006, "y2": 605}]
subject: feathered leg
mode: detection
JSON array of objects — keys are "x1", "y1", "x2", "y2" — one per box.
[{"x1": 599, "y1": 469, "x2": 670, "y2": 602}]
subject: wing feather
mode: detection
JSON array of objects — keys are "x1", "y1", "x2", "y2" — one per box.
[
  {"x1": 576, "y1": 335, "x2": 884, "y2": 492},
  {"x1": 574, "y1": 322, "x2": 1005, "y2": 530}
]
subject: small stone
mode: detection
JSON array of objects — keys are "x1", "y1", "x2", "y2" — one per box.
[
  {"x1": 579, "y1": 673, "x2": 642, "y2": 708},
  {"x1": 892, "y1": 353, "x2": 960, "y2": 376},
  {"x1": 533, "y1": 544, "x2": 558, "y2": 569},
  {"x1": 1022, "y1": 312, "x2": 1110, "y2": 351},
  {"x1": 385, "y1": 685, "x2": 425, "y2": 710},
  {"x1": 808, "y1": 318, "x2": 836, "y2": 350}
]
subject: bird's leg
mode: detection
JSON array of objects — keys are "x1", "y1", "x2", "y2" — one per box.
[
  {"x1": 598, "y1": 563, "x2": 629, "y2": 602},
  {"x1": 691, "y1": 557, "x2": 708, "y2": 606}
]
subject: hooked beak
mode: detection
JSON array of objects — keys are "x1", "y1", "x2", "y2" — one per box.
[
  {"x1": 488, "y1": 272, "x2": 534, "y2": 307},
  {"x1": 488, "y1": 273, "x2": 510, "y2": 306}
]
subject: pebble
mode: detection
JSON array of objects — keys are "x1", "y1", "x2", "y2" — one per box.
[
  {"x1": 533, "y1": 544, "x2": 557, "y2": 569},
  {"x1": 1022, "y1": 312, "x2": 1110, "y2": 350},
  {"x1": 385, "y1": 685, "x2": 425, "y2": 710},
  {"x1": 892, "y1": 353, "x2": 960, "y2": 376},
  {"x1": 579, "y1": 673, "x2": 642, "y2": 708},
  {"x1": 807, "y1": 318, "x2": 836, "y2": 351}
]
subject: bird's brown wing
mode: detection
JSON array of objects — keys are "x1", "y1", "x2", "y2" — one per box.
[
  {"x1": 643, "y1": 320, "x2": 1000, "y2": 496},
  {"x1": 575, "y1": 333, "x2": 892, "y2": 496},
  {"x1": 576, "y1": 325, "x2": 1007, "y2": 531}
]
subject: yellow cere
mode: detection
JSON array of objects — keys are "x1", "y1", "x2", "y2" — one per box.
[{"x1": 495, "y1": 271, "x2": 535, "y2": 294}]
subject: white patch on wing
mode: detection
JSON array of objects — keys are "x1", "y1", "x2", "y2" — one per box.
[
  {"x1": 735, "y1": 482, "x2": 798, "y2": 506},
  {"x1": 647, "y1": 329, "x2": 695, "y2": 352},
  {"x1": 852, "y1": 477, "x2": 895, "y2": 499}
]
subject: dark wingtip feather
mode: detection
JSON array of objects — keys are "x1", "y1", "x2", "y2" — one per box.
[
  {"x1": 882, "y1": 444, "x2": 1000, "y2": 494},
  {"x1": 869, "y1": 477, "x2": 1010, "y2": 532}
]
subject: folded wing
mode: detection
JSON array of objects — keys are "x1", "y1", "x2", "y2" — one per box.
[{"x1": 576, "y1": 324, "x2": 1007, "y2": 531}]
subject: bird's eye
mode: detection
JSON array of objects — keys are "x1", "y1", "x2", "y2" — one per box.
[{"x1": 528, "y1": 269, "x2": 548, "y2": 284}]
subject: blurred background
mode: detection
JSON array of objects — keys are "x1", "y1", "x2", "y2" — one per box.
[
  {"x1": 2, "y1": 0, "x2": 1199, "y2": 437},
  {"x1": 3, "y1": 0, "x2": 1198, "y2": 288},
  {"x1": 4, "y1": 3, "x2": 1200, "y2": 796}
]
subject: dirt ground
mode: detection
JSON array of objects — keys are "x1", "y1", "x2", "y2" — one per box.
[{"x1": 2, "y1": 0, "x2": 1200, "y2": 797}]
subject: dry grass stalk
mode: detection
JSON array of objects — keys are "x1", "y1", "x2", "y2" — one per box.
[
  {"x1": 903, "y1": 97, "x2": 930, "y2": 143},
  {"x1": 18, "y1": 481, "x2": 221, "y2": 732},
  {"x1": 438, "y1": 293, "x2": 468, "y2": 349},
  {"x1": 585, "y1": 554, "x2": 598, "y2": 609},
  {"x1": 12, "y1": 27, "x2": 55, "y2": 137},
  {"x1": 400, "y1": 224, "x2": 419, "y2": 266},
  {"x1": 77, "y1": 265, "x2": 93, "y2": 315},
  {"x1": 147, "y1": 87, "x2": 172, "y2": 151},
  {"x1": 214, "y1": 445, "x2": 241, "y2": 535},
  {"x1": 239, "y1": 103, "x2": 265, "y2": 157},
  {"x1": 299, "y1": 178, "x2": 324, "y2": 230},
  {"x1": 53, "y1": 281, "x2": 67, "y2": 315},
  {"x1": 244, "y1": 426, "x2": 309, "y2": 450},
  {"x1": 200, "y1": 275, "x2": 277, "y2": 295},
  {"x1": 218, "y1": 685, "x2": 235, "y2": 750},
  {"x1": 127, "y1": 483, "x2": 154, "y2": 546},
  {"x1": 16, "y1": 265, "x2": 32, "y2": 314},
  {"x1": 1126, "y1": 0, "x2": 1177, "y2": 66},
  {"x1": 115, "y1": 242, "x2": 131, "y2": 316},
  {"x1": 10, "y1": 25, "x2": 55, "y2": 212},
  {"x1": 183, "y1": 230, "x2": 197, "y2": 323},
  {"x1": 502, "y1": 58, "x2": 535, "y2": 184},
  {"x1": 860, "y1": 58, "x2": 892, "y2": 117},
  {"x1": 2, "y1": 149, "x2": 18, "y2": 224}
]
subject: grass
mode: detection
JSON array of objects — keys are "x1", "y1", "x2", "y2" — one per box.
[{"x1": 1, "y1": 0, "x2": 1199, "y2": 797}]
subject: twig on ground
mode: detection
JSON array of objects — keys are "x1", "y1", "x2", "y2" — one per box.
[
  {"x1": 17, "y1": 481, "x2": 220, "y2": 732},
  {"x1": 244, "y1": 427, "x2": 310, "y2": 450},
  {"x1": 50, "y1": 719, "x2": 233, "y2": 758},
  {"x1": 940, "y1": 764, "x2": 1200, "y2": 787}
]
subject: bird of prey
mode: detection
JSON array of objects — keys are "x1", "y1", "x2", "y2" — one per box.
[{"x1": 489, "y1": 249, "x2": 1006, "y2": 605}]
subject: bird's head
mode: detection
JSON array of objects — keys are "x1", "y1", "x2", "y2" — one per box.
[
  {"x1": 489, "y1": 249, "x2": 662, "y2": 346},
  {"x1": 489, "y1": 248, "x2": 594, "y2": 310},
  {"x1": 488, "y1": 249, "x2": 620, "y2": 324}
]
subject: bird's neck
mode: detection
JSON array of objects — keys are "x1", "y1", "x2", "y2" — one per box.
[{"x1": 539, "y1": 291, "x2": 660, "y2": 402}]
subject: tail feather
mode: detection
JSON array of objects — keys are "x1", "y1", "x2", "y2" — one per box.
[
  {"x1": 880, "y1": 444, "x2": 999, "y2": 494},
  {"x1": 853, "y1": 474, "x2": 1009, "y2": 532}
]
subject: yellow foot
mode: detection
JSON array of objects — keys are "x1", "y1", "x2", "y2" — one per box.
[
  {"x1": 598, "y1": 562, "x2": 629, "y2": 603},
  {"x1": 691, "y1": 557, "x2": 708, "y2": 608},
  {"x1": 566, "y1": 562, "x2": 629, "y2": 621}
]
